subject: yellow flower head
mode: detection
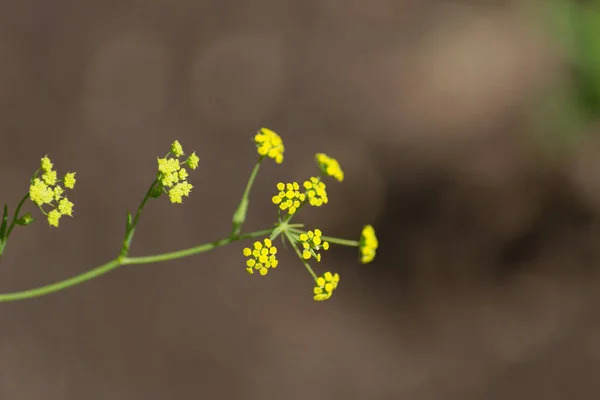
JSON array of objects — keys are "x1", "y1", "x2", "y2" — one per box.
[
  {"x1": 47, "y1": 209, "x2": 62, "y2": 228},
  {"x1": 28, "y1": 156, "x2": 77, "y2": 227},
  {"x1": 40, "y1": 155, "x2": 53, "y2": 172},
  {"x1": 186, "y1": 152, "x2": 200, "y2": 170},
  {"x1": 63, "y1": 172, "x2": 76, "y2": 189},
  {"x1": 168, "y1": 182, "x2": 193, "y2": 204},
  {"x1": 299, "y1": 229, "x2": 329, "y2": 262},
  {"x1": 315, "y1": 153, "x2": 344, "y2": 182},
  {"x1": 42, "y1": 169, "x2": 57, "y2": 186},
  {"x1": 243, "y1": 238, "x2": 279, "y2": 276},
  {"x1": 255, "y1": 127, "x2": 284, "y2": 164},
  {"x1": 359, "y1": 225, "x2": 378, "y2": 264},
  {"x1": 272, "y1": 182, "x2": 306, "y2": 215},
  {"x1": 303, "y1": 177, "x2": 328, "y2": 207},
  {"x1": 171, "y1": 140, "x2": 184, "y2": 157},
  {"x1": 156, "y1": 140, "x2": 197, "y2": 204},
  {"x1": 313, "y1": 272, "x2": 340, "y2": 301}
]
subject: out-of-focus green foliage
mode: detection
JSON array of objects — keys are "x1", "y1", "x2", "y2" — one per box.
[{"x1": 534, "y1": 0, "x2": 600, "y2": 155}]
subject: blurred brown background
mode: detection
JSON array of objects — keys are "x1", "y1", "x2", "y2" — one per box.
[{"x1": 2, "y1": 0, "x2": 600, "y2": 398}]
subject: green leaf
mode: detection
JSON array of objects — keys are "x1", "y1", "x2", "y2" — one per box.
[
  {"x1": 125, "y1": 211, "x2": 132, "y2": 231},
  {"x1": 0, "y1": 205, "x2": 9, "y2": 239},
  {"x1": 232, "y1": 197, "x2": 248, "y2": 226}
]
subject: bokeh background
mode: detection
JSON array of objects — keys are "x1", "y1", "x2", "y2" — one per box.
[{"x1": 2, "y1": 0, "x2": 600, "y2": 398}]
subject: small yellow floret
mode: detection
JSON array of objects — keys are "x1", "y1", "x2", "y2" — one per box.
[
  {"x1": 315, "y1": 153, "x2": 344, "y2": 182},
  {"x1": 242, "y1": 238, "x2": 279, "y2": 276},
  {"x1": 171, "y1": 140, "x2": 184, "y2": 157},
  {"x1": 298, "y1": 229, "x2": 329, "y2": 262},
  {"x1": 272, "y1": 181, "x2": 306, "y2": 215},
  {"x1": 255, "y1": 128, "x2": 285, "y2": 164},
  {"x1": 313, "y1": 272, "x2": 340, "y2": 301},
  {"x1": 63, "y1": 172, "x2": 76, "y2": 189},
  {"x1": 187, "y1": 152, "x2": 200, "y2": 170},
  {"x1": 359, "y1": 225, "x2": 379, "y2": 264},
  {"x1": 303, "y1": 177, "x2": 328, "y2": 207}
]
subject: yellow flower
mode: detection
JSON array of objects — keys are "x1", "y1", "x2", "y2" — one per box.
[
  {"x1": 57, "y1": 197, "x2": 74, "y2": 216},
  {"x1": 171, "y1": 140, "x2": 184, "y2": 157},
  {"x1": 28, "y1": 156, "x2": 77, "y2": 227},
  {"x1": 272, "y1": 182, "x2": 306, "y2": 215},
  {"x1": 42, "y1": 169, "x2": 57, "y2": 186},
  {"x1": 47, "y1": 209, "x2": 62, "y2": 228},
  {"x1": 29, "y1": 178, "x2": 54, "y2": 206},
  {"x1": 255, "y1": 127, "x2": 284, "y2": 164},
  {"x1": 299, "y1": 229, "x2": 329, "y2": 262},
  {"x1": 359, "y1": 225, "x2": 378, "y2": 264},
  {"x1": 313, "y1": 272, "x2": 340, "y2": 301},
  {"x1": 40, "y1": 155, "x2": 53, "y2": 172},
  {"x1": 303, "y1": 177, "x2": 328, "y2": 207},
  {"x1": 243, "y1": 238, "x2": 279, "y2": 276},
  {"x1": 186, "y1": 152, "x2": 200, "y2": 170},
  {"x1": 315, "y1": 153, "x2": 344, "y2": 182},
  {"x1": 156, "y1": 141, "x2": 197, "y2": 204},
  {"x1": 168, "y1": 182, "x2": 193, "y2": 204},
  {"x1": 63, "y1": 172, "x2": 76, "y2": 189}
]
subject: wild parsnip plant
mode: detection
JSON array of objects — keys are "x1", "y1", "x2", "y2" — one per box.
[{"x1": 0, "y1": 128, "x2": 378, "y2": 303}]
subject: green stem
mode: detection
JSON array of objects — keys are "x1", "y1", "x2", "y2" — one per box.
[
  {"x1": 123, "y1": 228, "x2": 273, "y2": 264},
  {"x1": 321, "y1": 236, "x2": 359, "y2": 247},
  {"x1": 285, "y1": 231, "x2": 318, "y2": 281},
  {"x1": 0, "y1": 193, "x2": 30, "y2": 259},
  {"x1": 0, "y1": 228, "x2": 273, "y2": 303},
  {"x1": 231, "y1": 157, "x2": 263, "y2": 236},
  {"x1": 120, "y1": 180, "x2": 157, "y2": 256},
  {"x1": 6, "y1": 193, "x2": 29, "y2": 238}
]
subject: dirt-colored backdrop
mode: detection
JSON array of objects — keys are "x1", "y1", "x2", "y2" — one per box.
[{"x1": 1, "y1": 0, "x2": 600, "y2": 399}]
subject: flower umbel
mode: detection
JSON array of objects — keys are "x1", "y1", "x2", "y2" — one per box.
[
  {"x1": 303, "y1": 177, "x2": 328, "y2": 207},
  {"x1": 156, "y1": 141, "x2": 196, "y2": 204},
  {"x1": 299, "y1": 229, "x2": 329, "y2": 262},
  {"x1": 315, "y1": 153, "x2": 344, "y2": 182},
  {"x1": 243, "y1": 238, "x2": 279, "y2": 275},
  {"x1": 28, "y1": 156, "x2": 76, "y2": 227},
  {"x1": 272, "y1": 182, "x2": 306, "y2": 215},
  {"x1": 359, "y1": 225, "x2": 378, "y2": 263},
  {"x1": 255, "y1": 128, "x2": 284, "y2": 164},
  {"x1": 313, "y1": 272, "x2": 340, "y2": 301}
]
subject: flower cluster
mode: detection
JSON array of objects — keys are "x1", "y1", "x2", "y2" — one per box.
[
  {"x1": 299, "y1": 229, "x2": 329, "y2": 262},
  {"x1": 315, "y1": 153, "x2": 344, "y2": 182},
  {"x1": 272, "y1": 182, "x2": 306, "y2": 215},
  {"x1": 359, "y1": 225, "x2": 379, "y2": 264},
  {"x1": 156, "y1": 140, "x2": 199, "y2": 204},
  {"x1": 303, "y1": 177, "x2": 328, "y2": 207},
  {"x1": 243, "y1": 238, "x2": 279, "y2": 275},
  {"x1": 28, "y1": 156, "x2": 76, "y2": 227},
  {"x1": 255, "y1": 128, "x2": 284, "y2": 164},
  {"x1": 243, "y1": 128, "x2": 379, "y2": 302},
  {"x1": 313, "y1": 272, "x2": 340, "y2": 301}
]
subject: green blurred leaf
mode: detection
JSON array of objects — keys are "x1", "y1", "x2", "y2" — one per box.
[{"x1": 0, "y1": 205, "x2": 8, "y2": 239}]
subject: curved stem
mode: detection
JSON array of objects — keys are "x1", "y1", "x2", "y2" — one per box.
[
  {"x1": 122, "y1": 228, "x2": 273, "y2": 265},
  {"x1": 0, "y1": 228, "x2": 273, "y2": 303},
  {"x1": 0, "y1": 259, "x2": 121, "y2": 302}
]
